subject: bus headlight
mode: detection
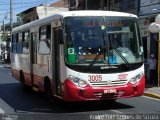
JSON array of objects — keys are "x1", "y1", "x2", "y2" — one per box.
[
  {"x1": 130, "y1": 72, "x2": 143, "y2": 84},
  {"x1": 78, "y1": 80, "x2": 88, "y2": 88},
  {"x1": 68, "y1": 75, "x2": 88, "y2": 88}
]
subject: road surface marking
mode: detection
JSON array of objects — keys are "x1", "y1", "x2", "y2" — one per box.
[
  {"x1": 0, "y1": 108, "x2": 5, "y2": 113},
  {"x1": 142, "y1": 95, "x2": 160, "y2": 101},
  {"x1": 110, "y1": 110, "x2": 123, "y2": 114}
]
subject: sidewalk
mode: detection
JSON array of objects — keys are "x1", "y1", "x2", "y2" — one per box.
[
  {"x1": 4, "y1": 63, "x2": 11, "y2": 68},
  {"x1": 144, "y1": 86, "x2": 160, "y2": 99},
  {"x1": 0, "y1": 60, "x2": 11, "y2": 68}
]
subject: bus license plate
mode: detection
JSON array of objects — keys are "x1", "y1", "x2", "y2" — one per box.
[{"x1": 104, "y1": 89, "x2": 116, "y2": 94}]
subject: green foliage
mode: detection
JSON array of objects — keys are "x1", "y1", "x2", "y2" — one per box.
[{"x1": 1, "y1": 34, "x2": 7, "y2": 41}]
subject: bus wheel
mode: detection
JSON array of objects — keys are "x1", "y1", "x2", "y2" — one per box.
[
  {"x1": 20, "y1": 72, "x2": 29, "y2": 91},
  {"x1": 44, "y1": 80, "x2": 54, "y2": 103}
]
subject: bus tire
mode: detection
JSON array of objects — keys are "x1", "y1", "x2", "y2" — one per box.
[
  {"x1": 44, "y1": 79, "x2": 54, "y2": 103},
  {"x1": 20, "y1": 72, "x2": 29, "y2": 91}
]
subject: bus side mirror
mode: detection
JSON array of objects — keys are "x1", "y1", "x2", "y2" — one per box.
[{"x1": 58, "y1": 29, "x2": 64, "y2": 44}]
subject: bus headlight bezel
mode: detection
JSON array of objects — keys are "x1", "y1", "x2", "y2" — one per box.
[
  {"x1": 130, "y1": 72, "x2": 143, "y2": 84},
  {"x1": 68, "y1": 75, "x2": 88, "y2": 88}
]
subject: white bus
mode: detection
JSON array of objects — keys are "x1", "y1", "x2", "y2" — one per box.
[{"x1": 11, "y1": 10, "x2": 145, "y2": 102}]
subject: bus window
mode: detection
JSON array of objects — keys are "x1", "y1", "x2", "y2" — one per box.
[
  {"x1": 16, "y1": 32, "x2": 23, "y2": 54},
  {"x1": 12, "y1": 33, "x2": 17, "y2": 53},
  {"x1": 39, "y1": 25, "x2": 51, "y2": 54},
  {"x1": 23, "y1": 31, "x2": 29, "y2": 53}
]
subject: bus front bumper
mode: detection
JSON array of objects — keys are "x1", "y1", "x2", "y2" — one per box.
[{"x1": 63, "y1": 76, "x2": 145, "y2": 101}]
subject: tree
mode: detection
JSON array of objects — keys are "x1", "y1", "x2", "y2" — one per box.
[{"x1": 1, "y1": 34, "x2": 7, "y2": 41}]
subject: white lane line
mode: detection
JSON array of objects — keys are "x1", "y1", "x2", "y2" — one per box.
[
  {"x1": 142, "y1": 95, "x2": 160, "y2": 101},
  {"x1": 0, "y1": 108, "x2": 5, "y2": 113},
  {"x1": 110, "y1": 110, "x2": 123, "y2": 114},
  {"x1": 0, "y1": 66, "x2": 4, "y2": 68}
]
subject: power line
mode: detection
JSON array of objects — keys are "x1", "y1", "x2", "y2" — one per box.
[
  {"x1": 0, "y1": 4, "x2": 44, "y2": 11},
  {"x1": 0, "y1": 0, "x2": 55, "y2": 5},
  {"x1": 0, "y1": 4, "x2": 42, "y2": 11},
  {"x1": 0, "y1": 0, "x2": 56, "y2": 11},
  {"x1": 0, "y1": 0, "x2": 59, "y2": 22},
  {"x1": 0, "y1": 2, "x2": 43, "y2": 5},
  {"x1": 0, "y1": 12, "x2": 10, "y2": 15}
]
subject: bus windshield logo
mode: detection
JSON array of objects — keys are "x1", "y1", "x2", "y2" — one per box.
[{"x1": 118, "y1": 74, "x2": 128, "y2": 80}]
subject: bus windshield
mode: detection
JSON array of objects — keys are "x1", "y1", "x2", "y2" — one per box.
[{"x1": 64, "y1": 16, "x2": 143, "y2": 66}]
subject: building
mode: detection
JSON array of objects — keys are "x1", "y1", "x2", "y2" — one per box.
[
  {"x1": 17, "y1": 0, "x2": 68, "y2": 24},
  {"x1": 138, "y1": 0, "x2": 160, "y2": 86},
  {"x1": 64, "y1": 0, "x2": 139, "y2": 15},
  {"x1": 139, "y1": 0, "x2": 160, "y2": 60}
]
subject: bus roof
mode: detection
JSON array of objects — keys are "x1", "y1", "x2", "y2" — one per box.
[
  {"x1": 12, "y1": 10, "x2": 137, "y2": 33},
  {"x1": 59, "y1": 10, "x2": 137, "y2": 18}
]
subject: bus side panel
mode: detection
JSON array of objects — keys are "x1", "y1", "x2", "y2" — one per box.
[
  {"x1": 10, "y1": 52, "x2": 32, "y2": 86},
  {"x1": 11, "y1": 69, "x2": 20, "y2": 81},
  {"x1": 10, "y1": 53, "x2": 23, "y2": 81},
  {"x1": 34, "y1": 54, "x2": 52, "y2": 92},
  {"x1": 24, "y1": 72, "x2": 32, "y2": 86}
]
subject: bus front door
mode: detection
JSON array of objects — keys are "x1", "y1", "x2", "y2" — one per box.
[{"x1": 53, "y1": 28, "x2": 61, "y2": 96}]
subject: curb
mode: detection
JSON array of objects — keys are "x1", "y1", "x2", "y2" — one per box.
[
  {"x1": 144, "y1": 92, "x2": 160, "y2": 99},
  {"x1": 4, "y1": 65, "x2": 11, "y2": 68},
  {"x1": 4, "y1": 66, "x2": 11, "y2": 68}
]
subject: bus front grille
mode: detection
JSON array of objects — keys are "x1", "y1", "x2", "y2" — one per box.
[{"x1": 89, "y1": 79, "x2": 128, "y2": 86}]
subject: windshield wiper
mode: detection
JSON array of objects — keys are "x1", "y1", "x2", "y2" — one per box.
[
  {"x1": 88, "y1": 50, "x2": 104, "y2": 71},
  {"x1": 113, "y1": 48, "x2": 131, "y2": 68}
]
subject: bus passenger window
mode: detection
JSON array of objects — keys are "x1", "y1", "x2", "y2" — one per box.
[
  {"x1": 17, "y1": 32, "x2": 23, "y2": 54},
  {"x1": 39, "y1": 25, "x2": 51, "y2": 54},
  {"x1": 16, "y1": 32, "x2": 23, "y2": 54},
  {"x1": 23, "y1": 31, "x2": 29, "y2": 53},
  {"x1": 12, "y1": 34, "x2": 17, "y2": 53}
]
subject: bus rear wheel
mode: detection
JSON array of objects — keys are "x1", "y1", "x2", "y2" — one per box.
[
  {"x1": 44, "y1": 80, "x2": 54, "y2": 103},
  {"x1": 20, "y1": 72, "x2": 29, "y2": 91}
]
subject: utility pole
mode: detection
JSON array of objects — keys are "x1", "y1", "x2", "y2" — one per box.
[
  {"x1": 6, "y1": 0, "x2": 13, "y2": 63},
  {"x1": 44, "y1": 0, "x2": 48, "y2": 17},
  {"x1": 10, "y1": 0, "x2": 13, "y2": 30},
  {"x1": 85, "y1": 0, "x2": 87, "y2": 10},
  {"x1": 3, "y1": 20, "x2": 5, "y2": 36}
]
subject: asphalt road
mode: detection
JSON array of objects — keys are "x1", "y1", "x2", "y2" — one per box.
[{"x1": 0, "y1": 64, "x2": 160, "y2": 120}]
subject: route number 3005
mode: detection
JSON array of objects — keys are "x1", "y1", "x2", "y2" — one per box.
[{"x1": 88, "y1": 75, "x2": 102, "y2": 82}]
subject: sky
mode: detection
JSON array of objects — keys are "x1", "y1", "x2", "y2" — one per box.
[{"x1": 0, "y1": 0, "x2": 58, "y2": 25}]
